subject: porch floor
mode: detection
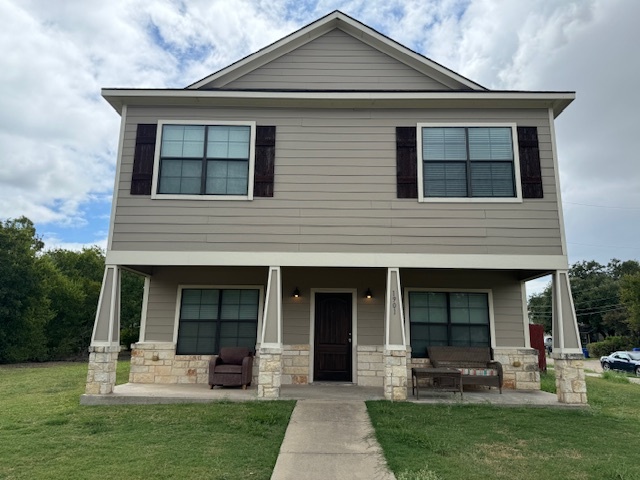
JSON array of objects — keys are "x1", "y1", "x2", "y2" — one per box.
[{"x1": 80, "y1": 382, "x2": 586, "y2": 408}]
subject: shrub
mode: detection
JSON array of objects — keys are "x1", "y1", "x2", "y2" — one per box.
[{"x1": 587, "y1": 336, "x2": 634, "y2": 358}]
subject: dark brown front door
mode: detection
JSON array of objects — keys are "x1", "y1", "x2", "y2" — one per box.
[{"x1": 314, "y1": 292, "x2": 352, "y2": 382}]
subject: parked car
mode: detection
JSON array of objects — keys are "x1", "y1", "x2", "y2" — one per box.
[{"x1": 600, "y1": 351, "x2": 640, "y2": 376}]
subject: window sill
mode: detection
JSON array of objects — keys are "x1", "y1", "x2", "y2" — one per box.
[
  {"x1": 418, "y1": 197, "x2": 523, "y2": 203},
  {"x1": 151, "y1": 193, "x2": 253, "y2": 201}
]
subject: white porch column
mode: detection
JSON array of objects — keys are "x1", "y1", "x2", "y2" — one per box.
[
  {"x1": 85, "y1": 265, "x2": 121, "y2": 395},
  {"x1": 258, "y1": 266, "x2": 283, "y2": 398},
  {"x1": 383, "y1": 268, "x2": 408, "y2": 401},
  {"x1": 552, "y1": 270, "x2": 587, "y2": 404}
]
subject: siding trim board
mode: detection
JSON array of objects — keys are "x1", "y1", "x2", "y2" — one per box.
[
  {"x1": 103, "y1": 90, "x2": 575, "y2": 116},
  {"x1": 106, "y1": 251, "x2": 569, "y2": 270}
]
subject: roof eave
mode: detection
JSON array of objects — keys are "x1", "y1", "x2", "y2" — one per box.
[{"x1": 102, "y1": 89, "x2": 575, "y2": 117}]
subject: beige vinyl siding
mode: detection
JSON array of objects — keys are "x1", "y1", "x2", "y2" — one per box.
[
  {"x1": 143, "y1": 266, "x2": 524, "y2": 347},
  {"x1": 113, "y1": 105, "x2": 562, "y2": 256},
  {"x1": 143, "y1": 266, "x2": 268, "y2": 343},
  {"x1": 220, "y1": 29, "x2": 451, "y2": 91},
  {"x1": 401, "y1": 269, "x2": 526, "y2": 348}
]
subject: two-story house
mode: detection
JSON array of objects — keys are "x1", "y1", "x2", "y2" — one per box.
[{"x1": 84, "y1": 11, "x2": 586, "y2": 404}]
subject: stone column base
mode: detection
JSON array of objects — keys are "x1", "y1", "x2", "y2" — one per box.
[
  {"x1": 494, "y1": 348, "x2": 540, "y2": 390},
  {"x1": 85, "y1": 345, "x2": 120, "y2": 394},
  {"x1": 383, "y1": 348, "x2": 407, "y2": 401},
  {"x1": 554, "y1": 353, "x2": 587, "y2": 404},
  {"x1": 257, "y1": 347, "x2": 282, "y2": 398}
]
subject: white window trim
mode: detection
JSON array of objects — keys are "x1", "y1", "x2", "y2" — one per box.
[
  {"x1": 416, "y1": 122, "x2": 523, "y2": 203},
  {"x1": 172, "y1": 284, "x2": 265, "y2": 353},
  {"x1": 403, "y1": 288, "x2": 497, "y2": 351},
  {"x1": 151, "y1": 120, "x2": 256, "y2": 201}
]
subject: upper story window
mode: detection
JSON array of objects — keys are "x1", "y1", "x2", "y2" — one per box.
[
  {"x1": 151, "y1": 120, "x2": 256, "y2": 200},
  {"x1": 416, "y1": 124, "x2": 522, "y2": 202}
]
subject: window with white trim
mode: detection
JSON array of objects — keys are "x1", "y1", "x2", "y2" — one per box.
[
  {"x1": 156, "y1": 122, "x2": 254, "y2": 198},
  {"x1": 408, "y1": 291, "x2": 490, "y2": 358},
  {"x1": 419, "y1": 126, "x2": 517, "y2": 199},
  {"x1": 176, "y1": 288, "x2": 259, "y2": 355}
]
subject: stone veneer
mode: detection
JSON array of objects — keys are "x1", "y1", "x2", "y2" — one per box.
[
  {"x1": 281, "y1": 344, "x2": 310, "y2": 384},
  {"x1": 257, "y1": 347, "x2": 282, "y2": 398},
  {"x1": 85, "y1": 345, "x2": 120, "y2": 394},
  {"x1": 357, "y1": 345, "x2": 385, "y2": 387},
  {"x1": 383, "y1": 349, "x2": 408, "y2": 401},
  {"x1": 129, "y1": 342, "x2": 260, "y2": 385},
  {"x1": 554, "y1": 353, "x2": 587, "y2": 404},
  {"x1": 493, "y1": 348, "x2": 540, "y2": 390}
]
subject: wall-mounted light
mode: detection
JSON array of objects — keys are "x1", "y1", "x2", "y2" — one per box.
[
  {"x1": 293, "y1": 287, "x2": 300, "y2": 298},
  {"x1": 365, "y1": 288, "x2": 373, "y2": 299}
]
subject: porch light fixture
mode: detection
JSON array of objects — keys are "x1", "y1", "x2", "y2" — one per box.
[
  {"x1": 293, "y1": 287, "x2": 300, "y2": 298},
  {"x1": 365, "y1": 288, "x2": 373, "y2": 299}
]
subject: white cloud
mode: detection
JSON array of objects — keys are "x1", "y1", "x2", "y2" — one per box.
[{"x1": 0, "y1": 0, "x2": 638, "y2": 265}]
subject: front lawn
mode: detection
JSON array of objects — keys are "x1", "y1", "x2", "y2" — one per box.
[
  {"x1": 368, "y1": 376, "x2": 640, "y2": 480},
  {"x1": 0, "y1": 361, "x2": 294, "y2": 480}
]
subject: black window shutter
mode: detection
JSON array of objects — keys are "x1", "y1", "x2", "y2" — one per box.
[
  {"x1": 254, "y1": 126, "x2": 276, "y2": 197},
  {"x1": 518, "y1": 126, "x2": 543, "y2": 199},
  {"x1": 396, "y1": 127, "x2": 418, "y2": 199},
  {"x1": 131, "y1": 124, "x2": 157, "y2": 195}
]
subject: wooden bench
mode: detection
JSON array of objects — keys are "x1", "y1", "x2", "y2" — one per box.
[{"x1": 427, "y1": 346, "x2": 503, "y2": 393}]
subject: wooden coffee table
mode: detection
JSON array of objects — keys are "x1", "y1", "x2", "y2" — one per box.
[{"x1": 411, "y1": 367, "x2": 463, "y2": 400}]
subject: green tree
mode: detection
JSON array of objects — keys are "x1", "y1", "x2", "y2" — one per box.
[
  {"x1": 527, "y1": 259, "x2": 640, "y2": 341},
  {"x1": 620, "y1": 272, "x2": 640, "y2": 338},
  {"x1": 0, "y1": 217, "x2": 51, "y2": 362},
  {"x1": 43, "y1": 247, "x2": 105, "y2": 359}
]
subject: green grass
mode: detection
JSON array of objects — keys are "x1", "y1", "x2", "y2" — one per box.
[
  {"x1": 0, "y1": 361, "x2": 294, "y2": 480},
  {"x1": 368, "y1": 376, "x2": 640, "y2": 480}
]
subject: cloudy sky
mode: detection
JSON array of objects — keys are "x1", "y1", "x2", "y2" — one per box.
[{"x1": 1, "y1": 0, "x2": 638, "y2": 293}]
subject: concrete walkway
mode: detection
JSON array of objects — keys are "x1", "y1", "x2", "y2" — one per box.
[{"x1": 270, "y1": 400, "x2": 395, "y2": 480}]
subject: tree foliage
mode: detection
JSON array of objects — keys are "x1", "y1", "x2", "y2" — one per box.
[
  {"x1": 0, "y1": 217, "x2": 144, "y2": 363},
  {"x1": 0, "y1": 217, "x2": 51, "y2": 362},
  {"x1": 528, "y1": 259, "x2": 640, "y2": 342}
]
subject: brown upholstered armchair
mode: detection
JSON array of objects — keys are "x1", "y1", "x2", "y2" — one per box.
[{"x1": 208, "y1": 347, "x2": 253, "y2": 389}]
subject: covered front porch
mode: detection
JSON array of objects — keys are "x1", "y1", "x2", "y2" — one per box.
[
  {"x1": 80, "y1": 380, "x2": 585, "y2": 408},
  {"x1": 84, "y1": 264, "x2": 587, "y2": 404}
]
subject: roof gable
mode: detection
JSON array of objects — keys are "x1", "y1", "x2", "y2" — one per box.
[{"x1": 188, "y1": 11, "x2": 485, "y2": 91}]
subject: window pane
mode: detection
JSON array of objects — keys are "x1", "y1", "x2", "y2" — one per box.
[
  {"x1": 450, "y1": 293, "x2": 469, "y2": 308},
  {"x1": 428, "y1": 325, "x2": 448, "y2": 345},
  {"x1": 423, "y1": 127, "x2": 466, "y2": 161},
  {"x1": 180, "y1": 177, "x2": 201, "y2": 195},
  {"x1": 468, "y1": 127, "x2": 513, "y2": 161},
  {"x1": 159, "y1": 159, "x2": 202, "y2": 195},
  {"x1": 161, "y1": 125, "x2": 204, "y2": 158},
  {"x1": 207, "y1": 126, "x2": 250, "y2": 159},
  {"x1": 206, "y1": 160, "x2": 249, "y2": 195},
  {"x1": 424, "y1": 162, "x2": 467, "y2": 197},
  {"x1": 451, "y1": 326, "x2": 471, "y2": 346},
  {"x1": 410, "y1": 292, "x2": 429, "y2": 307},
  {"x1": 469, "y1": 326, "x2": 490, "y2": 347},
  {"x1": 450, "y1": 307, "x2": 470, "y2": 324},
  {"x1": 471, "y1": 162, "x2": 514, "y2": 197},
  {"x1": 410, "y1": 324, "x2": 429, "y2": 357}
]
